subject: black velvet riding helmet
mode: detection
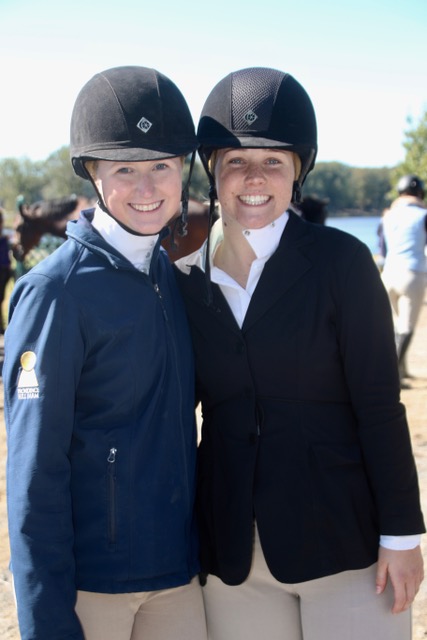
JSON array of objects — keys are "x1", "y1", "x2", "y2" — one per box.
[
  {"x1": 70, "y1": 65, "x2": 198, "y2": 180},
  {"x1": 69, "y1": 65, "x2": 198, "y2": 234}
]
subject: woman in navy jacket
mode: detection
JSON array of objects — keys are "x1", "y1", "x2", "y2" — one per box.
[
  {"x1": 4, "y1": 67, "x2": 207, "y2": 640},
  {"x1": 174, "y1": 67, "x2": 425, "y2": 640}
]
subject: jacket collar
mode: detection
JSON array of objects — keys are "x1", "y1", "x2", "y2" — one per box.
[
  {"x1": 242, "y1": 211, "x2": 314, "y2": 330},
  {"x1": 180, "y1": 211, "x2": 315, "y2": 333},
  {"x1": 66, "y1": 208, "x2": 168, "y2": 274}
]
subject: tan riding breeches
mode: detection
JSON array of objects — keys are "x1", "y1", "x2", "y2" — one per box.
[
  {"x1": 202, "y1": 529, "x2": 411, "y2": 640},
  {"x1": 76, "y1": 577, "x2": 207, "y2": 640}
]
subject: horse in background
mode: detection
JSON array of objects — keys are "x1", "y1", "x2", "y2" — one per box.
[
  {"x1": 11, "y1": 193, "x2": 330, "y2": 276},
  {"x1": 10, "y1": 195, "x2": 214, "y2": 274},
  {"x1": 162, "y1": 198, "x2": 216, "y2": 261},
  {"x1": 10, "y1": 195, "x2": 90, "y2": 269}
]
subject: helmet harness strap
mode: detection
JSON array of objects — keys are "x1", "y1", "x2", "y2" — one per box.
[
  {"x1": 166, "y1": 150, "x2": 197, "y2": 252},
  {"x1": 199, "y1": 152, "x2": 218, "y2": 308},
  {"x1": 292, "y1": 181, "x2": 302, "y2": 204},
  {"x1": 178, "y1": 150, "x2": 196, "y2": 237}
]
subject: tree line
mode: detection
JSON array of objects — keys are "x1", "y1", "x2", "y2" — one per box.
[{"x1": 1, "y1": 109, "x2": 426, "y2": 225}]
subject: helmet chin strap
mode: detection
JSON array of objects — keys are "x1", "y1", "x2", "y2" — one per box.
[
  {"x1": 177, "y1": 151, "x2": 196, "y2": 238},
  {"x1": 89, "y1": 155, "x2": 197, "y2": 238},
  {"x1": 292, "y1": 181, "x2": 302, "y2": 204},
  {"x1": 197, "y1": 152, "x2": 219, "y2": 308},
  {"x1": 90, "y1": 181, "x2": 150, "y2": 236},
  {"x1": 160, "y1": 151, "x2": 197, "y2": 252}
]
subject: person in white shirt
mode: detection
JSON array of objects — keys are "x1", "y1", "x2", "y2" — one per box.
[{"x1": 381, "y1": 174, "x2": 427, "y2": 386}]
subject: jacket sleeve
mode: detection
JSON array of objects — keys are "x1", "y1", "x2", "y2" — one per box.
[
  {"x1": 334, "y1": 241, "x2": 425, "y2": 535},
  {"x1": 4, "y1": 272, "x2": 86, "y2": 640}
]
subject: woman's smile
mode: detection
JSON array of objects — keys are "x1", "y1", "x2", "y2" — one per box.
[
  {"x1": 238, "y1": 195, "x2": 271, "y2": 206},
  {"x1": 215, "y1": 148, "x2": 296, "y2": 229}
]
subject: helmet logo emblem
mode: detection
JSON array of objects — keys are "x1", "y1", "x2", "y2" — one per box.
[
  {"x1": 243, "y1": 110, "x2": 258, "y2": 125},
  {"x1": 136, "y1": 116, "x2": 153, "y2": 133}
]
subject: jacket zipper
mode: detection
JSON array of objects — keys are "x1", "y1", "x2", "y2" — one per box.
[
  {"x1": 107, "y1": 447, "x2": 117, "y2": 545},
  {"x1": 153, "y1": 283, "x2": 169, "y2": 321},
  {"x1": 154, "y1": 281, "x2": 190, "y2": 506}
]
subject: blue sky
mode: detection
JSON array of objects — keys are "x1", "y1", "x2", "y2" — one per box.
[{"x1": 1, "y1": 0, "x2": 426, "y2": 167}]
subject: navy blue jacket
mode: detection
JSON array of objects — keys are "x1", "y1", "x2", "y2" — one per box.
[
  {"x1": 4, "y1": 210, "x2": 199, "y2": 640},
  {"x1": 174, "y1": 211, "x2": 425, "y2": 586}
]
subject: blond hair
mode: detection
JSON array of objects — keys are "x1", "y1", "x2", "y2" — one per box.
[{"x1": 84, "y1": 160, "x2": 98, "y2": 181}]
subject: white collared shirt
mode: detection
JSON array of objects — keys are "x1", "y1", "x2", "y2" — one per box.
[
  {"x1": 92, "y1": 205, "x2": 159, "y2": 274},
  {"x1": 210, "y1": 211, "x2": 288, "y2": 328}
]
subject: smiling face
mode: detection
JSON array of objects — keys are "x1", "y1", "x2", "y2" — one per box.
[
  {"x1": 92, "y1": 157, "x2": 183, "y2": 235},
  {"x1": 214, "y1": 148, "x2": 297, "y2": 229}
]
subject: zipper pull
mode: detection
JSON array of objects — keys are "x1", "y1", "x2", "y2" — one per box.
[
  {"x1": 153, "y1": 283, "x2": 168, "y2": 320},
  {"x1": 107, "y1": 447, "x2": 117, "y2": 463},
  {"x1": 255, "y1": 403, "x2": 264, "y2": 436}
]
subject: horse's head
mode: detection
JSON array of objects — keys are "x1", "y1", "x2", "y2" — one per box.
[
  {"x1": 10, "y1": 195, "x2": 83, "y2": 262},
  {"x1": 10, "y1": 208, "x2": 40, "y2": 262}
]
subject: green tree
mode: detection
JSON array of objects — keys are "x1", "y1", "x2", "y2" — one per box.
[
  {"x1": 304, "y1": 162, "x2": 355, "y2": 213},
  {"x1": 389, "y1": 109, "x2": 427, "y2": 199},
  {"x1": 0, "y1": 157, "x2": 46, "y2": 220},
  {"x1": 41, "y1": 146, "x2": 96, "y2": 200},
  {"x1": 350, "y1": 167, "x2": 391, "y2": 212},
  {"x1": 184, "y1": 157, "x2": 210, "y2": 201},
  {"x1": 304, "y1": 162, "x2": 392, "y2": 214}
]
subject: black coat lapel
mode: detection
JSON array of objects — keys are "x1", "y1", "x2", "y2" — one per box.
[
  {"x1": 176, "y1": 262, "x2": 242, "y2": 335},
  {"x1": 243, "y1": 212, "x2": 314, "y2": 331}
]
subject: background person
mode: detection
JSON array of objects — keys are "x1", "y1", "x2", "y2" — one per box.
[
  {"x1": 4, "y1": 66, "x2": 207, "y2": 640},
  {"x1": 0, "y1": 207, "x2": 12, "y2": 333},
  {"x1": 292, "y1": 194, "x2": 329, "y2": 225},
  {"x1": 381, "y1": 174, "x2": 427, "y2": 386},
  {"x1": 174, "y1": 67, "x2": 425, "y2": 640}
]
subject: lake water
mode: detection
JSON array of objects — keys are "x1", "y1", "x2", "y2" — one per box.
[{"x1": 326, "y1": 216, "x2": 382, "y2": 255}]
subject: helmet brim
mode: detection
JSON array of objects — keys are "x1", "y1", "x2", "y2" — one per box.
[{"x1": 72, "y1": 144, "x2": 197, "y2": 180}]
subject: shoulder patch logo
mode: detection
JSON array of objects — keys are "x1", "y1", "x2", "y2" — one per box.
[
  {"x1": 136, "y1": 117, "x2": 153, "y2": 134},
  {"x1": 17, "y1": 351, "x2": 39, "y2": 400}
]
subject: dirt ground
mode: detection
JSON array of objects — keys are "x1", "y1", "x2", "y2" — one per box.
[{"x1": 1, "y1": 298, "x2": 427, "y2": 639}]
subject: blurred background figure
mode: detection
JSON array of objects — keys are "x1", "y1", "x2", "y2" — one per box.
[
  {"x1": 293, "y1": 194, "x2": 329, "y2": 225},
  {"x1": 381, "y1": 175, "x2": 427, "y2": 386},
  {"x1": 0, "y1": 207, "x2": 12, "y2": 333}
]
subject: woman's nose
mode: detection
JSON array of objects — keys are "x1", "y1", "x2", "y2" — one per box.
[
  {"x1": 136, "y1": 174, "x2": 155, "y2": 196},
  {"x1": 245, "y1": 163, "x2": 265, "y2": 183}
]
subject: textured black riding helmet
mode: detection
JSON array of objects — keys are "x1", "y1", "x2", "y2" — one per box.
[
  {"x1": 197, "y1": 67, "x2": 317, "y2": 190},
  {"x1": 70, "y1": 66, "x2": 198, "y2": 180},
  {"x1": 397, "y1": 174, "x2": 425, "y2": 197}
]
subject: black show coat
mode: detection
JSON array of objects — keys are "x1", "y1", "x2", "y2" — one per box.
[{"x1": 174, "y1": 212, "x2": 425, "y2": 585}]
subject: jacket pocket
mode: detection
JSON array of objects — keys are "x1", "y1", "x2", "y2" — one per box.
[{"x1": 311, "y1": 442, "x2": 363, "y2": 468}]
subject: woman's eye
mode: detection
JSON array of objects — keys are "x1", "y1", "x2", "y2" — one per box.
[
  {"x1": 154, "y1": 162, "x2": 168, "y2": 171},
  {"x1": 266, "y1": 158, "x2": 280, "y2": 165},
  {"x1": 117, "y1": 166, "x2": 132, "y2": 174}
]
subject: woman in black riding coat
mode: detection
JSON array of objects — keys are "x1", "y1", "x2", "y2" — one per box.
[{"x1": 174, "y1": 67, "x2": 425, "y2": 640}]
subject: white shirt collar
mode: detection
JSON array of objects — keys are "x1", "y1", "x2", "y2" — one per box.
[
  {"x1": 209, "y1": 210, "x2": 289, "y2": 267},
  {"x1": 238, "y1": 211, "x2": 288, "y2": 259},
  {"x1": 207, "y1": 211, "x2": 289, "y2": 327},
  {"x1": 92, "y1": 205, "x2": 159, "y2": 274}
]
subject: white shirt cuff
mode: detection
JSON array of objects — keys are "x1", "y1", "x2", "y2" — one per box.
[{"x1": 380, "y1": 534, "x2": 421, "y2": 550}]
